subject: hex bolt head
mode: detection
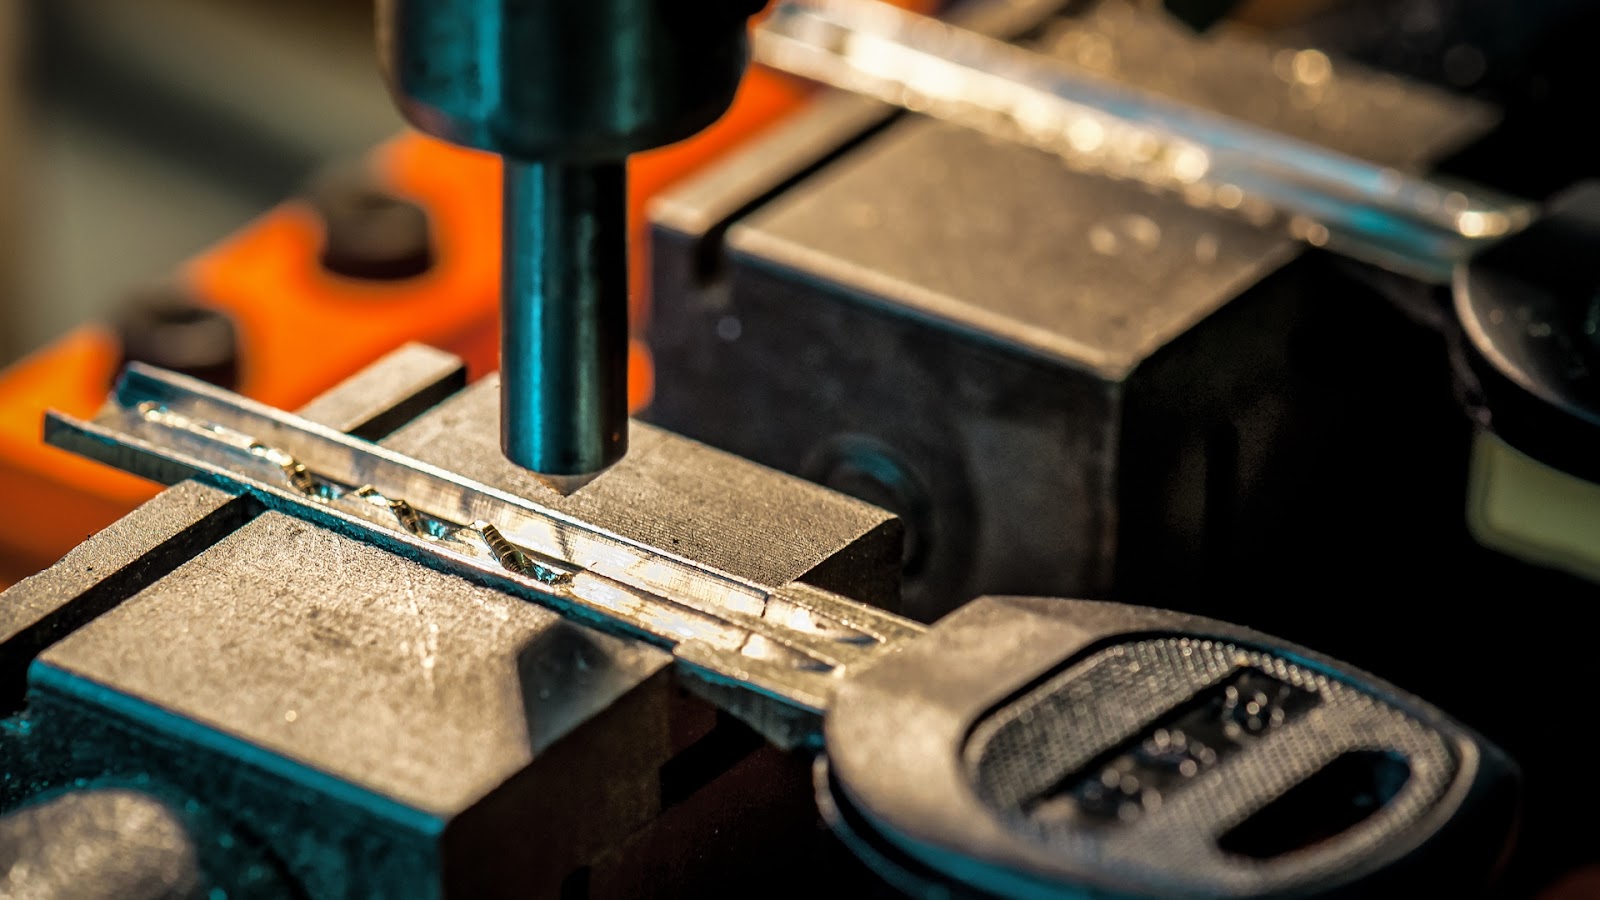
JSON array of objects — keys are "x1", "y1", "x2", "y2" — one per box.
[
  {"x1": 113, "y1": 287, "x2": 240, "y2": 389},
  {"x1": 305, "y1": 168, "x2": 435, "y2": 282}
]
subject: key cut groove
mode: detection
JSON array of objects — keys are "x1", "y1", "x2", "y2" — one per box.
[{"x1": 46, "y1": 364, "x2": 924, "y2": 717}]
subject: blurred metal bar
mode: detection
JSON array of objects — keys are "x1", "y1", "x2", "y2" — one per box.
[{"x1": 755, "y1": 0, "x2": 1538, "y2": 282}]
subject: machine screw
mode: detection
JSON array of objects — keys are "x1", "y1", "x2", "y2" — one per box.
[
  {"x1": 806, "y1": 435, "x2": 933, "y2": 578},
  {"x1": 112, "y1": 286, "x2": 240, "y2": 389},
  {"x1": 305, "y1": 167, "x2": 435, "y2": 281}
]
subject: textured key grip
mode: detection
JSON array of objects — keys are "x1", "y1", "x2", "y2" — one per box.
[{"x1": 822, "y1": 597, "x2": 1518, "y2": 899}]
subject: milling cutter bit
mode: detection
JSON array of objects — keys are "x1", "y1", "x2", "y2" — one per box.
[{"x1": 378, "y1": 0, "x2": 763, "y2": 488}]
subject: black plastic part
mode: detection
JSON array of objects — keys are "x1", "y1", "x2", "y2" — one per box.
[
  {"x1": 823, "y1": 597, "x2": 1521, "y2": 899},
  {"x1": 305, "y1": 170, "x2": 435, "y2": 282},
  {"x1": 1160, "y1": 0, "x2": 1245, "y2": 32},
  {"x1": 1453, "y1": 181, "x2": 1600, "y2": 481},
  {"x1": 112, "y1": 287, "x2": 240, "y2": 390}
]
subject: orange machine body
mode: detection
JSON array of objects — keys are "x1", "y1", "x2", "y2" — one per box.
[{"x1": 0, "y1": 34, "x2": 909, "y2": 585}]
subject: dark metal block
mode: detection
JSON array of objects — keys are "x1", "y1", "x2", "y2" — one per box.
[
  {"x1": 0, "y1": 342, "x2": 467, "y2": 709},
  {"x1": 647, "y1": 2, "x2": 1495, "y2": 622}
]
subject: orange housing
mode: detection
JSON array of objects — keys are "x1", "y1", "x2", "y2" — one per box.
[{"x1": 0, "y1": 1, "x2": 940, "y2": 584}]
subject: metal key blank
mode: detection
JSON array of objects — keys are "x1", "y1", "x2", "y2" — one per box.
[{"x1": 48, "y1": 365, "x2": 1519, "y2": 899}]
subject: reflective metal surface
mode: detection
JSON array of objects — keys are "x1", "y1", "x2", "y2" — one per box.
[
  {"x1": 755, "y1": 0, "x2": 1536, "y2": 281},
  {"x1": 46, "y1": 364, "x2": 921, "y2": 716},
  {"x1": 500, "y1": 161, "x2": 629, "y2": 484},
  {"x1": 7, "y1": 345, "x2": 894, "y2": 896}
]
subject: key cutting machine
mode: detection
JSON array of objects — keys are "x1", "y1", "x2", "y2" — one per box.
[{"x1": 6, "y1": 0, "x2": 1600, "y2": 897}]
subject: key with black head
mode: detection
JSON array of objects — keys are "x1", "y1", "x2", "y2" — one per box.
[
  {"x1": 50, "y1": 365, "x2": 1520, "y2": 900},
  {"x1": 817, "y1": 596, "x2": 1517, "y2": 899}
]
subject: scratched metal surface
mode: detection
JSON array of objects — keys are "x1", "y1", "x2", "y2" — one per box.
[
  {"x1": 5, "y1": 344, "x2": 907, "y2": 895},
  {"x1": 35, "y1": 510, "x2": 666, "y2": 818},
  {"x1": 0, "y1": 481, "x2": 250, "y2": 653}
]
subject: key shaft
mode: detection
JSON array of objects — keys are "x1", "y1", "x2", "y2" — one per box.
[{"x1": 47, "y1": 364, "x2": 922, "y2": 720}]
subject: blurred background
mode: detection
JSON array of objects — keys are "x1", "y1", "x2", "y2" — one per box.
[
  {"x1": 1, "y1": 0, "x2": 1594, "y2": 364},
  {"x1": 0, "y1": 0, "x2": 400, "y2": 365}
]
